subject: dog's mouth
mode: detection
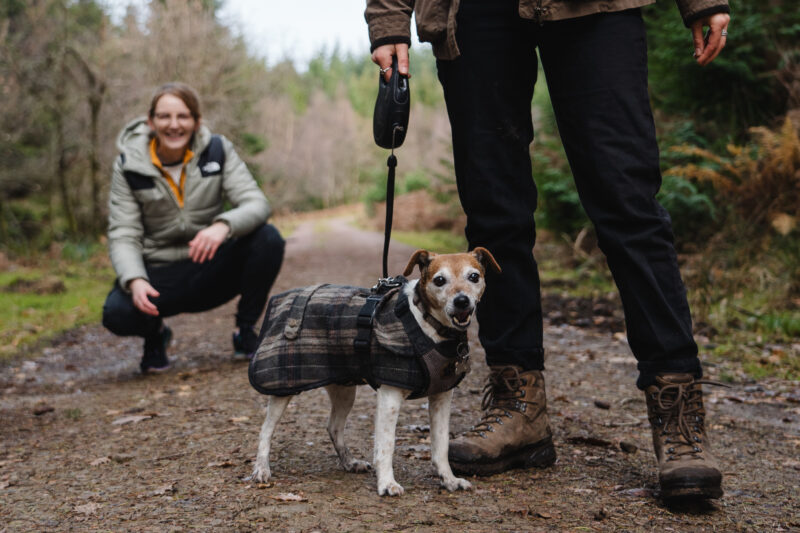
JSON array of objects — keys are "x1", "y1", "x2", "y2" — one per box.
[{"x1": 449, "y1": 309, "x2": 473, "y2": 329}]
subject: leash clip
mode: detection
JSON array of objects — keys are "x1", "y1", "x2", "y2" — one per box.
[{"x1": 371, "y1": 276, "x2": 404, "y2": 295}]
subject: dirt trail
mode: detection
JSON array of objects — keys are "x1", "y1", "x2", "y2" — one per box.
[{"x1": 1, "y1": 211, "x2": 798, "y2": 532}]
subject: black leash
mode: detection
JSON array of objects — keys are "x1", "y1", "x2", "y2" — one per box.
[
  {"x1": 354, "y1": 57, "x2": 411, "y2": 365},
  {"x1": 382, "y1": 129, "x2": 400, "y2": 279}
]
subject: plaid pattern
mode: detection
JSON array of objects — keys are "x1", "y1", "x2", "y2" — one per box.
[{"x1": 248, "y1": 282, "x2": 466, "y2": 398}]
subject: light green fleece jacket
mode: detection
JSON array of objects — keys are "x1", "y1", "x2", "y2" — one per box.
[{"x1": 108, "y1": 118, "x2": 270, "y2": 290}]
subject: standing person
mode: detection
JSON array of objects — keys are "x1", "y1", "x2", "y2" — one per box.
[
  {"x1": 102, "y1": 82, "x2": 284, "y2": 374},
  {"x1": 366, "y1": 0, "x2": 730, "y2": 500}
]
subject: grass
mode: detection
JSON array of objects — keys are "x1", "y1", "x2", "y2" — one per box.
[
  {"x1": 0, "y1": 254, "x2": 114, "y2": 361},
  {"x1": 391, "y1": 230, "x2": 468, "y2": 254}
]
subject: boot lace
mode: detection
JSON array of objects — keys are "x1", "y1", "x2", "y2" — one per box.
[
  {"x1": 467, "y1": 366, "x2": 538, "y2": 438},
  {"x1": 649, "y1": 378, "x2": 727, "y2": 461}
]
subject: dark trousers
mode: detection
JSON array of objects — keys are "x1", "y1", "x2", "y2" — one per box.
[
  {"x1": 436, "y1": 1, "x2": 701, "y2": 388},
  {"x1": 102, "y1": 223, "x2": 285, "y2": 340}
]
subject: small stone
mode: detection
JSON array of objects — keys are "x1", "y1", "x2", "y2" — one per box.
[
  {"x1": 619, "y1": 441, "x2": 638, "y2": 453},
  {"x1": 594, "y1": 399, "x2": 611, "y2": 409}
]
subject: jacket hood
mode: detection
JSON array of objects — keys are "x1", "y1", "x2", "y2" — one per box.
[{"x1": 115, "y1": 116, "x2": 213, "y2": 173}]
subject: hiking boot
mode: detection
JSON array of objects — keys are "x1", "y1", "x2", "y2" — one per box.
[
  {"x1": 448, "y1": 366, "x2": 556, "y2": 476},
  {"x1": 140, "y1": 326, "x2": 172, "y2": 374},
  {"x1": 232, "y1": 326, "x2": 259, "y2": 361},
  {"x1": 645, "y1": 373, "x2": 724, "y2": 500}
]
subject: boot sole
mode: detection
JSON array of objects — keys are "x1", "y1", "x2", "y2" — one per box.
[
  {"x1": 450, "y1": 436, "x2": 557, "y2": 477},
  {"x1": 660, "y1": 481, "x2": 723, "y2": 500}
]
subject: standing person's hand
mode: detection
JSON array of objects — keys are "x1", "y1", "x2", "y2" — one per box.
[
  {"x1": 188, "y1": 221, "x2": 229, "y2": 263},
  {"x1": 691, "y1": 13, "x2": 730, "y2": 66},
  {"x1": 130, "y1": 278, "x2": 160, "y2": 316},
  {"x1": 372, "y1": 43, "x2": 410, "y2": 81}
]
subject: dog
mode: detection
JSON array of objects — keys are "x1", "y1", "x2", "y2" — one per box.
[{"x1": 248, "y1": 247, "x2": 500, "y2": 496}]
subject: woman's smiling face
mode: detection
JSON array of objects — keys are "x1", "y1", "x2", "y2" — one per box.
[{"x1": 148, "y1": 93, "x2": 198, "y2": 161}]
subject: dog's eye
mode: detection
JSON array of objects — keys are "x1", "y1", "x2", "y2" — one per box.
[
  {"x1": 468, "y1": 272, "x2": 480, "y2": 283},
  {"x1": 433, "y1": 275, "x2": 447, "y2": 287}
]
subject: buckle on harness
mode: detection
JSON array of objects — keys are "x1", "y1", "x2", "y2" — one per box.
[{"x1": 371, "y1": 276, "x2": 403, "y2": 295}]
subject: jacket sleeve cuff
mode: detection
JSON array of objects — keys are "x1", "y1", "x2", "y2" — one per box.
[
  {"x1": 370, "y1": 36, "x2": 412, "y2": 53},
  {"x1": 683, "y1": 5, "x2": 730, "y2": 27}
]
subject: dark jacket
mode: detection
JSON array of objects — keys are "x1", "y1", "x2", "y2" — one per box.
[{"x1": 365, "y1": 0, "x2": 730, "y2": 60}]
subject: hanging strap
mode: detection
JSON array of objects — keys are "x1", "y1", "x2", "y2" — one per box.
[{"x1": 382, "y1": 152, "x2": 397, "y2": 278}]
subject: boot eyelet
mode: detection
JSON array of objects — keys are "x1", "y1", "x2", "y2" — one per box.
[
  {"x1": 668, "y1": 447, "x2": 674, "y2": 454},
  {"x1": 479, "y1": 432, "x2": 486, "y2": 438},
  {"x1": 520, "y1": 390, "x2": 526, "y2": 398},
  {"x1": 487, "y1": 425, "x2": 494, "y2": 432},
  {"x1": 694, "y1": 436, "x2": 701, "y2": 442},
  {"x1": 693, "y1": 446, "x2": 701, "y2": 452}
]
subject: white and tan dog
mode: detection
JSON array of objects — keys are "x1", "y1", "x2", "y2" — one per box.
[{"x1": 250, "y1": 248, "x2": 500, "y2": 496}]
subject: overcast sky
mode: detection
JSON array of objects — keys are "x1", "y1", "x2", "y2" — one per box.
[{"x1": 105, "y1": 0, "x2": 422, "y2": 68}]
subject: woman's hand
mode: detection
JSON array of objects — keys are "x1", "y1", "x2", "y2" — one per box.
[
  {"x1": 372, "y1": 43, "x2": 410, "y2": 82},
  {"x1": 691, "y1": 13, "x2": 730, "y2": 66},
  {"x1": 130, "y1": 278, "x2": 160, "y2": 316},
  {"x1": 188, "y1": 221, "x2": 229, "y2": 263}
]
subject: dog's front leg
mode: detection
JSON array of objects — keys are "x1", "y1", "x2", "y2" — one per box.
[
  {"x1": 374, "y1": 386, "x2": 407, "y2": 496},
  {"x1": 250, "y1": 395, "x2": 292, "y2": 483},
  {"x1": 429, "y1": 390, "x2": 472, "y2": 492}
]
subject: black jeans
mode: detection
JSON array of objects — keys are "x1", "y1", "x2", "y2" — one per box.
[
  {"x1": 103, "y1": 223, "x2": 285, "y2": 339},
  {"x1": 436, "y1": 1, "x2": 701, "y2": 389}
]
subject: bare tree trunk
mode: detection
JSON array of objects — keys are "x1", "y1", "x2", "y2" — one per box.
[
  {"x1": 53, "y1": 50, "x2": 78, "y2": 237},
  {"x1": 66, "y1": 46, "x2": 106, "y2": 236}
]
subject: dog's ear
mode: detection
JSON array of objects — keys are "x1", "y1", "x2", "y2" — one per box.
[
  {"x1": 471, "y1": 247, "x2": 501, "y2": 274},
  {"x1": 403, "y1": 249, "x2": 433, "y2": 276}
]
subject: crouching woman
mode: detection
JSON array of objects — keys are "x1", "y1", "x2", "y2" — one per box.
[{"x1": 102, "y1": 82, "x2": 284, "y2": 373}]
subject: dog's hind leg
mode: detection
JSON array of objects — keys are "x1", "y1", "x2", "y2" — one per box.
[
  {"x1": 325, "y1": 385, "x2": 371, "y2": 473},
  {"x1": 374, "y1": 386, "x2": 408, "y2": 496},
  {"x1": 250, "y1": 395, "x2": 292, "y2": 483},
  {"x1": 429, "y1": 390, "x2": 472, "y2": 492}
]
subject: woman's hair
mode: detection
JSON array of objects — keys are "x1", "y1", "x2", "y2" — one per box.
[{"x1": 148, "y1": 82, "x2": 202, "y2": 120}]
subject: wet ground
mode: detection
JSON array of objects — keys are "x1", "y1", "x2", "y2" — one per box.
[{"x1": 1, "y1": 211, "x2": 798, "y2": 532}]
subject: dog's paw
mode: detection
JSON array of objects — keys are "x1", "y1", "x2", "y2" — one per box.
[
  {"x1": 344, "y1": 459, "x2": 372, "y2": 473},
  {"x1": 377, "y1": 480, "x2": 405, "y2": 497},
  {"x1": 440, "y1": 475, "x2": 472, "y2": 492},
  {"x1": 250, "y1": 463, "x2": 271, "y2": 483}
]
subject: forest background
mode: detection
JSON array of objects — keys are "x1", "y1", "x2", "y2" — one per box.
[{"x1": 1, "y1": 0, "x2": 798, "y2": 378}]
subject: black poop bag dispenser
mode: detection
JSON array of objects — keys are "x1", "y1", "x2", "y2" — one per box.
[
  {"x1": 372, "y1": 55, "x2": 410, "y2": 280},
  {"x1": 373, "y1": 56, "x2": 410, "y2": 150}
]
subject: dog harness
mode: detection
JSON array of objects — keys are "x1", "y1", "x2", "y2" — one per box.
[{"x1": 248, "y1": 280, "x2": 470, "y2": 399}]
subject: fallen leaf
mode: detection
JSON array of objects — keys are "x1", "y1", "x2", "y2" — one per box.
[
  {"x1": 90, "y1": 457, "x2": 111, "y2": 466},
  {"x1": 74, "y1": 503, "x2": 100, "y2": 515},
  {"x1": 111, "y1": 415, "x2": 152, "y2": 426},
  {"x1": 207, "y1": 460, "x2": 234, "y2": 468},
  {"x1": 229, "y1": 416, "x2": 250, "y2": 423},
  {"x1": 271, "y1": 492, "x2": 307, "y2": 502},
  {"x1": 152, "y1": 483, "x2": 175, "y2": 495},
  {"x1": 594, "y1": 507, "x2": 609, "y2": 520},
  {"x1": 619, "y1": 441, "x2": 638, "y2": 454},
  {"x1": 33, "y1": 405, "x2": 55, "y2": 416},
  {"x1": 507, "y1": 506, "x2": 530, "y2": 517},
  {"x1": 0, "y1": 481, "x2": 10, "y2": 489},
  {"x1": 594, "y1": 399, "x2": 611, "y2": 409}
]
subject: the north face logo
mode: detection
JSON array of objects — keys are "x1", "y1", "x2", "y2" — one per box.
[{"x1": 202, "y1": 161, "x2": 221, "y2": 174}]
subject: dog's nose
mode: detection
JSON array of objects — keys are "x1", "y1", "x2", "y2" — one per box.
[{"x1": 453, "y1": 294, "x2": 470, "y2": 310}]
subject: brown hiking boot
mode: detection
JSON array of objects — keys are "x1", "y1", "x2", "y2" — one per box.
[
  {"x1": 448, "y1": 366, "x2": 556, "y2": 476},
  {"x1": 645, "y1": 373, "x2": 724, "y2": 500}
]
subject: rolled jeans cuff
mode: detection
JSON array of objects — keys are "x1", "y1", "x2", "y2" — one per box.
[{"x1": 636, "y1": 357, "x2": 703, "y2": 390}]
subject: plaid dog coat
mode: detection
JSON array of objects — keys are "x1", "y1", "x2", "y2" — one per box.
[{"x1": 248, "y1": 281, "x2": 469, "y2": 399}]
